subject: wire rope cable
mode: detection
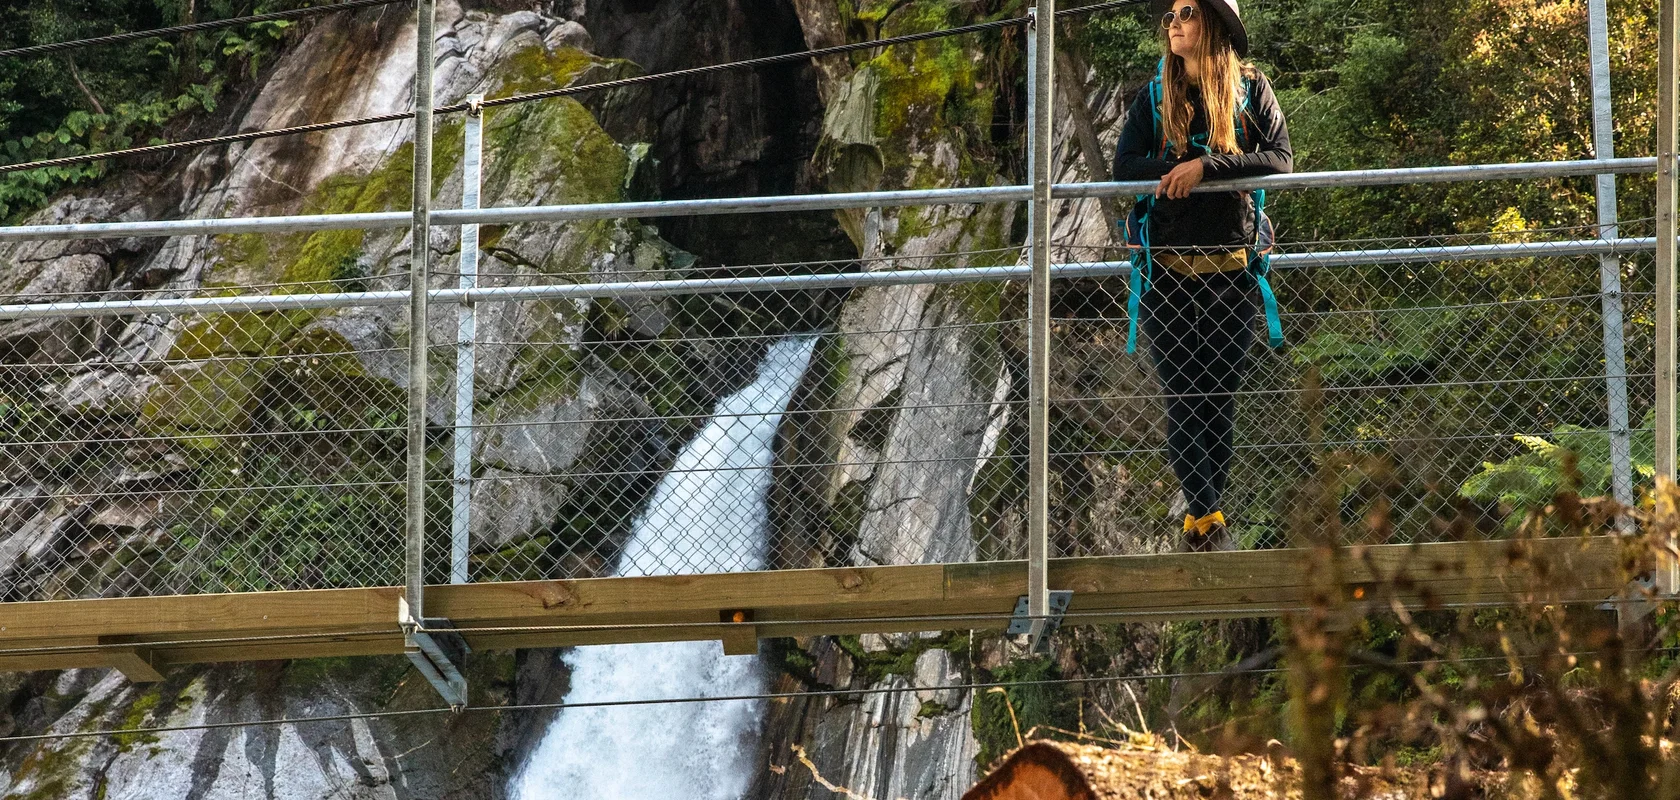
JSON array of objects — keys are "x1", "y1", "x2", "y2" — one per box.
[
  {"x1": 2, "y1": 646, "x2": 1667, "y2": 745},
  {"x1": 0, "y1": 0, "x2": 1148, "y2": 176},
  {"x1": 0, "y1": 0, "x2": 412, "y2": 61}
]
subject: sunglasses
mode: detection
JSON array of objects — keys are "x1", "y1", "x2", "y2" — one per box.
[{"x1": 1160, "y1": 4, "x2": 1198, "y2": 28}]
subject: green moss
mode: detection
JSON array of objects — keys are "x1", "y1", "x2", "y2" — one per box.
[
  {"x1": 497, "y1": 46, "x2": 616, "y2": 97},
  {"x1": 835, "y1": 631, "x2": 969, "y2": 684},
  {"x1": 10, "y1": 693, "x2": 120, "y2": 798},
  {"x1": 598, "y1": 340, "x2": 704, "y2": 422},
  {"x1": 283, "y1": 655, "x2": 411, "y2": 698},
  {"x1": 972, "y1": 655, "x2": 1076, "y2": 768},
  {"x1": 113, "y1": 686, "x2": 165, "y2": 751},
  {"x1": 148, "y1": 126, "x2": 466, "y2": 437},
  {"x1": 763, "y1": 638, "x2": 824, "y2": 687},
  {"x1": 467, "y1": 88, "x2": 632, "y2": 296},
  {"x1": 140, "y1": 359, "x2": 266, "y2": 433},
  {"x1": 473, "y1": 535, "x2": 553, "y2": 582},
  {"x1": 168, "y1": 309, "x2": 316, "y2": 360},
  {"x1": 917, "y1": 699, "x2": 952, "y2": 717},
  {"x1": 821, "y1": 0, "x2": 1023, "y2": 209},
  {"x1": 272, "y1": 326, "x2": 407, "y2": 429},
  {"x1": 484, "y1": 96, "x2": 628, "y2": 209}
]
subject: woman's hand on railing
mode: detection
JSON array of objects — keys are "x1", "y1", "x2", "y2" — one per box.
[{"x1": 1156, "y1": 159, "x2": 1206, "y2": 199}]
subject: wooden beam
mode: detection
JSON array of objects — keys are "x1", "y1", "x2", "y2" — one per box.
[
  {"x1": 424, "y1": 563, "x2": 946, "y2": 624},
  {"x1": 0, "y1": 538, "x2": 1631, "y2": 675},
  {"x1": 0, "y1": 586, "x2": 399, "y2": 641},
  {"x1": 718, "y1": 610, "x2": 758, "y2": 656},
  {"x1": 103, "y1": 645, "x2": 165, "y2": 684}
]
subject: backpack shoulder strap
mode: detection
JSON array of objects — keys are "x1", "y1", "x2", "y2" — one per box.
[
  {"x1": 1235, "y1": 72, "x2": 1255, "y2": 149},
  {"x1": 1147, "y1": 58, "x2": 1165, "y2": 158},
  {"x1": 1237, "y1": 70, "x2": 1283, "y2": 347},
  {"x1": 1248, "y1": 186, "x2": 1283, "y2": 348},
  {"x1": 1127, "y1": 58, "x2": 1168, "y2": 355}
]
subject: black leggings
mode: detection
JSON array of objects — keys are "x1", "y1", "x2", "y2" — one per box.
[{"x1": 1140, "y1": 268, "x2": 1257, "y2": 518}]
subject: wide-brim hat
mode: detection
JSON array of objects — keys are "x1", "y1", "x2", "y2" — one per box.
[{"x1": 1157, "y1": 0, "x2": 1249, "y2": 57}]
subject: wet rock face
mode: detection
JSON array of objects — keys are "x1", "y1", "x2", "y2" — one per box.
[
  {"x1": 583, "y1": 0, "x2": 823, "y2": 199},
  {"x1": 755, "y1": 637, "x2": 981, "y2": 800},
  {"x1": 581, "y1": 0, "x2": 854, "y2": 269},
  {"x1": 0, "y1": 5, "x2": 715, "y2": 794},
  {"x1": 0, "y1": 655, "x2": 550, "y2": 800}
]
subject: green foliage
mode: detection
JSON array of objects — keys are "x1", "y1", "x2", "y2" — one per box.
[
  {"x1": 1460, "y1": 411, "x2": 1658, "y2": 511},
  {"x1": 175, "y1": 455, "x2": 404, "y2": 591},
  {"x1": 0, "y1": 1, "x2": 309, "y2": 221},
  {"x1": 1291, "y1": 307, "x2": 1465, "y2": 384},
  {"x1": 971, "y1": 656, "x2": 1077, "y2": 768},
  {"x1": 165, "y1": 390, "x2": 408, "y2": 591},
  {"x1": 1080, "y1": 0, "x2": 1660, "y2": 243},
  {"x1": 1074, "y1": 4, "x2": 1159, "y2": 88}
]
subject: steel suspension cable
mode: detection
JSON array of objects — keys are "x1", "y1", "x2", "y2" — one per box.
[
  {"x1": 0, "y1": 0, "x2": 1147, "y2": 176},
  {"x1": 3, "y1": 646, "x2": 1669, "y2": 745},
  {"x1": 0, "y1": 0, "x2": 411, "y2": 61}
]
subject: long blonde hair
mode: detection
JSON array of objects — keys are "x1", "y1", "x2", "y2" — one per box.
[{"x1": 1159, "y1": 6, "x2": 1249, "y2": 158}]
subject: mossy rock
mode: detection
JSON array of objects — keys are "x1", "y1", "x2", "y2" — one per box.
[
  {"x1": 167, "y1": 310, "x2": 314, "y2": 361},
  {"x1": 483, "y1": 95, "x2": 628, "y2": 210},
  {"x1": 494, "y1": 45, "x2": 638, "y2": 98},
  {"x1": 207, "y1": 133, "x2": 446, "y2": 292},
  {"x1": 141, "y1": 359, "x2": 267, "y2": 435},
  {"x1": 271, "y1": 323, "x2": 406, "y2": 429}
]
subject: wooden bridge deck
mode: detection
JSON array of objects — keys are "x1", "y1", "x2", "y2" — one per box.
[{"x1": 0, "y1": 537, "x2": 1632, "y2": 682}]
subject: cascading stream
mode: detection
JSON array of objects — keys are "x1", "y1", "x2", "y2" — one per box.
[{"x1": 511, "y1": 336, "x2": 817, "y2": 800}]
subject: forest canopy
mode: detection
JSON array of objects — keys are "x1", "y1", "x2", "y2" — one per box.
[
  {"x1": 1075, "y1": 0, "x2": 1656, "y2": 242},
  {"x1": 0, "y1": 0, "x2": 314, "y2": 221}
]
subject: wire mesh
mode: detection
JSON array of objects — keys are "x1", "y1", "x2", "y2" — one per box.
[
  {"x1": 0, "y1": 186, "x2": 1658, "y2": 598},
  {"x1": 0, "y1": 295, "x2": 410, "y2": 599},
  {"x1": 437, "y1": 246, "x2": 1028, "y2": 584},
  {"x1": 1047, "y1": 237, "x2": 1656, "y2": 555},
  {"x1": 0, "y1": 228, "x2": 1656, "y2": 596}
]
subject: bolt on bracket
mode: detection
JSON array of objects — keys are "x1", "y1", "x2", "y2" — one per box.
[
  {"x1": 1007, "y1": 590, "x2": 1072, "y2": 646},
  {"x1": 399, "y1": 597, "x2": 471, "y2": 710}
]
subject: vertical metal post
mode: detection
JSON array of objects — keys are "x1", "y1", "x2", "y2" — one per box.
[
  {"x1": 1027, "y1": 2, "x2": 1054, "y2": 645},
  {"x1": 1588, "y1": 0, "x2": 1633, "y2": 514},
  {"x1": 405, "y1": 0, "x2": 436, "y2": 623},
  {"x1": 1657, "y1": 0, "x2": 1678, "y2": 592},
  {"x1": 452, "y1": 96, "x2": 483, "y2": 585}
]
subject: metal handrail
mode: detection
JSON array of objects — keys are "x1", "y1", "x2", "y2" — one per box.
[
  {"x1": 0, "y1": 158, "x2": 1657, "y2": 243},
  {"x1": 0, "y1": 236, "x2": 1655, "y2": 321}
]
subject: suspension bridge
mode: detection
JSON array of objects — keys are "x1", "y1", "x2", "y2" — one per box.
[{"x1": 0, "y1": 0, "x2": 1671, "y2": 719}]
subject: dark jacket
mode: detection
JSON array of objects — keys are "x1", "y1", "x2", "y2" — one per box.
[{"x1": 1113, "y1": 70, "x2": 1293, "y2": 251}]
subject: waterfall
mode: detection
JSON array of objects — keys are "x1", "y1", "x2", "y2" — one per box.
[{"x1": 511, "y1": 336, "x2": 817, "y2": 800}]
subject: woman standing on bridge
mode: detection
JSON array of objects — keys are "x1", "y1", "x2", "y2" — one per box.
[{"x1": 1113, "y1": 0, "x2": 1293, "y2": 551}]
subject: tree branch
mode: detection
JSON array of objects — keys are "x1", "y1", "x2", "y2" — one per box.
[
  {"x1": 64, "y1": 56, "x2": 105, "y2": 116},
  {"x1": 1055, "y1": 47, "x2": 1119, "y2": 236}
]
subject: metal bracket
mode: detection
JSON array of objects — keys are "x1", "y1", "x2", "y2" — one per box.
[
  {"x1": 1007, "y1": 590, "x2": 1071, "y2": 646},
  {"x1": 399, "y1": 597, "x2": 470, "y2": 710},
  {"x1": 1603, "y1": 572, "x2": 1660, "y2": 634}
]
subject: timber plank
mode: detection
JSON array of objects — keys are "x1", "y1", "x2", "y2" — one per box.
[
  {"x1": 161, "y1": 634, "x2": 408, "y2": 665},
  {"x1": 104, "y1": 646, "x2": 165, "y2": 684},
  {"x1": 0, "y1": 538, "x2": 1630, "y2": 675},
  {"x1": 944, "y1": 539, "x2": 1622, "y2": 603},
  {"x1": 0, "y1": 586, "x2": 399, "y2": 641},
  {"x1": 424, "y1": 563, "x2": 945, "y2": 623}
]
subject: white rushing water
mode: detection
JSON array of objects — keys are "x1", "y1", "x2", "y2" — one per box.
[{"x1": 511, "y1": 336, "x2": 817, "y2": 800}]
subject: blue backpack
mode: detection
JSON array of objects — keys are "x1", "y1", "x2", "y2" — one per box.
[{"x1": 1122, "y1": 59, "x2": 1283, "y2": 354}]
